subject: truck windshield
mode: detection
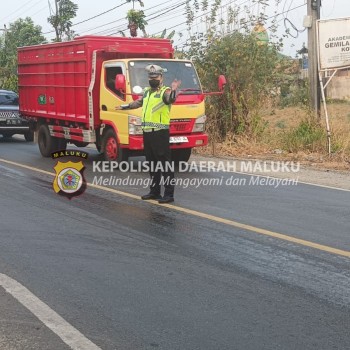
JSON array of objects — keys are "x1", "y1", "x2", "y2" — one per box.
[{"x1": 128, "y1": 61, "x2": 202, "y2": 95}]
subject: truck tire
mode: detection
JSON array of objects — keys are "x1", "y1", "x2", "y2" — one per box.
[
  {"x1": 102, "y1": 129, "x2": 128, "y2": 162},
  {"x1": 24, "y1": 130, "x2": 34, "y2": 142},
  {"x1": 73, "y1": 141, "x2": 89, "y2": 148},
  {"x1": 38, "y1": 124, "x2": 62, "y2": 157},
  {"x1": 58, "y1": 138, "x2": 67, "y2": 150},
  {"x1": 171, "y1": 148, "x2": 191, "y2": 166}
]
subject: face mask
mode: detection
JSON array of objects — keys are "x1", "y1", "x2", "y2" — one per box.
[{"x1": 149, "y1": 79, "x2": 160, "y2": 89}]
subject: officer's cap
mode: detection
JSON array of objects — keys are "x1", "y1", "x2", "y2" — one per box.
[{"x1": 145, "y1": 64, "x2": 163, "y2": 78}]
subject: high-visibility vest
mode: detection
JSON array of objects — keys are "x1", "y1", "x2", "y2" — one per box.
[{"x1": 142, "y1": 86, "x2": 171, "y2": 130}]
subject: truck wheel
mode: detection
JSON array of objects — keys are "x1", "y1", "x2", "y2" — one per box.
[
  {"x1": 171, "y1": 148, "x2": 192, "y2": 166},
  {"x1": 38, "y1": 124, "x2": 60, "y2": 157},
  {"x1": 58, "y1": 138, "x2": 67, "y2": 150},
  {"x1": 73, "y1": 141, "x2": 89, "y2": 148},
  {"x1": 96, "y1": 143, "x2": 102, "y2": 153},
  {"x1": 24, "y1": 130, "x2": 34, "y2": 142},
  {"x1": 102, "y1": 129, "x2": 128, "y2": 162}
]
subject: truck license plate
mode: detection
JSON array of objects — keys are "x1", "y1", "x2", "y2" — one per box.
[{"x1": 169, "y1": 136, "x2": 189, "y2": 143}]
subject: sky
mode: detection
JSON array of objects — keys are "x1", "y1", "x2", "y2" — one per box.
[{"x1": 0, "y1": 0, "x2": 349, "y2": 57}]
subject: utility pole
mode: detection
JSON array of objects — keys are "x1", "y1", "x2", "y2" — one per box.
[
  {"x1": 54, "y1": 0, "x2": 61, "y2": 42},
  {"x1": 307, "y1": 0, "x2": 321, "y2": 119}
]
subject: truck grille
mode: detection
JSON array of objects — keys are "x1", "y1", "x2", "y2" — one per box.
[{"x1": 170, "y1": 119, "x2": 193, "y2": 134}]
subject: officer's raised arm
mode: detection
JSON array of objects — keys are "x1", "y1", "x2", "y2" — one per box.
[{"x1": 163, "y1": 79, "x2": 181, "y2": 105}]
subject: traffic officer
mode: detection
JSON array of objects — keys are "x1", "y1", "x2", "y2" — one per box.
[{"x1": 116, "y1": 64, "x2": 181, "y2": 203}]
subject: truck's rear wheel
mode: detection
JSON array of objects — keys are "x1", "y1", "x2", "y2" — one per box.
[
  {"x1": 73, "y1": 141, "x2": 89, "y2": 148},
  {"x1": 171, "y1": 148, "x2": 192, "y2": 166},
  {"x1": 58, "y1": 138, "x2": 67, "y2": 150},
  {"x1": 102, "y1": 129, "x2": 128, "y2": 162},
  {"x1": 38, "y1": 124, "x2": 66, "y2": 157}
]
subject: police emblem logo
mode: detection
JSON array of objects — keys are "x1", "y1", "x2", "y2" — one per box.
[
  {"x1": 52, "y1": 151, "x2": 88, "y2": 199},
  {"x1": 149, "y1": 65, "x2": 156, "y2": 73}
]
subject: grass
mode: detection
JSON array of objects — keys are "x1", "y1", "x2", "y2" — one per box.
[
  {"x1": 196, "y1": 102, "x2": 350, "y2": 170},
  {"x1": 281, "y1": 120, "x2": 326, "y2": 153}
]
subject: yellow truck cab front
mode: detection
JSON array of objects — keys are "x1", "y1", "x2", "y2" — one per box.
[{"x1": 99, "y1": 58, "x2": 208, "y2": 162}]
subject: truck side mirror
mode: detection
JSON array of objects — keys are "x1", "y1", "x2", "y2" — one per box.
[
  {"x1": 115, "y1": 74, "x2": 126, "y2": 92},
  {"x1": 218, "y1": 75, "x2": 227, "y2": 91}
]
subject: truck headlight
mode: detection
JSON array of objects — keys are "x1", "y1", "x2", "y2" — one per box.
[
  {"x1": 192, "y1": 115, "x2": 206, "y2": 133},
  {"x1": 128, "y1": 115, "x2": 143, "y2": 135}
]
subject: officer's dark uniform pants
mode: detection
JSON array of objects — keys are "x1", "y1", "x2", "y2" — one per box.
[{"x1": 143, "y1": 129, "x2": 174, "y2": 197}]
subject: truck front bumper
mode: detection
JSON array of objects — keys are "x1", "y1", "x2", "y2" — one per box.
[{"x1": 126, "y1": 133, "x2": 208, "y2": 150}]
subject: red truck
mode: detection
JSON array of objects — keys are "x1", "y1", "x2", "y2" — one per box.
[{"x1": 18, "y1": 36, "x2": 224, "y2": 162}]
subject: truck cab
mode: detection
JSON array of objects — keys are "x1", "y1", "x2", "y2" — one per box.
[{"x1": 99, "y1": 58, "x2": 207, "y2": 162}]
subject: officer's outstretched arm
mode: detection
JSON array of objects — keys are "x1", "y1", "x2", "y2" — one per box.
[{"x1": 115, "y1": 97, "x2": 143, "y2": 110}]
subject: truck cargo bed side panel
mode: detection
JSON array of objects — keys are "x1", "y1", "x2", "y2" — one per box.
[{"x1": 18, "y1": 42, "x2": 91, "y2": 125}]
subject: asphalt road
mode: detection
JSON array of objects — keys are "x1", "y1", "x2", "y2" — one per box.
[{"x1": 0, "y1": 136, "x2": 349, "y2": 350}]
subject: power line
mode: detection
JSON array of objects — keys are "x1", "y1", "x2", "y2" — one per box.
[
  {"x1": 43, "y1": 1, "x2": 129, "y2": 34},
  {"x1": 150, "y1": 0, "x2": 251, "y2": 37},
  {"x1": 175, "y1": 1, "x2": 306, "y2": 51},
  {"x1": 265, "y1": 3, "x2": 307, "y2": 31},
  {"x1": 0, "y1": 0, "x2": 40, "y2": 23},
  {"x1": 100, "y1": 0, "x2": 187, "y2": 35},
  {"x1": 47, "y1": 0, "x2": 186, "y2": 37},
  {"x1": 85, "y1": 0, "x2": 188, "y2": 37},
  {"x1": 30, "y1": 5, "x2": 50, "y2": 19},
  {"x1": 72, "y1": 1, "x2": 128, "y2": 27},
  {"x1": 2, "y1": 0, "x2": 45, "y2": 24}
]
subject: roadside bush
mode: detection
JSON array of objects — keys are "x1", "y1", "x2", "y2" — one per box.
[
  {"x1": 282, "y1": 120, "x2": 326, "y2": 153},
  {"x1": 279, "y1": 80, "x2": 309, "y2": 108}
]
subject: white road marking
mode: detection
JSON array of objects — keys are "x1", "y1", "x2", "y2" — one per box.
[
  {"x1": 0, "y1": 273, "x2": 101, "y2": 350},
  {"x1": 202, "y1": 166, "x2": 350, "y2": 192}
]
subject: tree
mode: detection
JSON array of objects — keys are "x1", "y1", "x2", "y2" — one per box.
[
  {"x1": 194, "y1": 33, "x2": 282, "y2": 138},
  {"x1": 126, "y1": 0, "x2": 147, "y2": 37},
  {"x1": 181, "y1": 0, "x2": 289, "y2": 140},
  {"x1": 48, "y1": 0, "x2": 78, "y2": 42},
  {"x1": 0, "y1": 18, "x2": 46, "y2": 91},
  {"x1": 156, "y1": 29, "x2": 176, "y2": 40}
]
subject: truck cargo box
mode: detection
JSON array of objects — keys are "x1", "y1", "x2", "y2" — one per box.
[{"x1": 18, "y1": 36, "x2": 174, "y2": 128}]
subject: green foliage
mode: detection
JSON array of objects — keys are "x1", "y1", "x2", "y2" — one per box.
[
  {"x1": 279, "y1": 79, "x2": 310, "y2": 108},
  {"x1": 326, "y1": 98, "x2": 350, "y2": 104},
  {"x1": 191, "y1": 32, "x2": 282, "y2": 139},
  {"x1": 180, "y1": 0, "x2": 293, "y2": 140},
  {"x1": 1, "y1": 74, "x2": 18, "y2": 92},
  {"x1": 282, "y1": 120, "x2": 325, "y2": 153},
  {"x1": 48, "y1": 0, "x2": 78, "y2": 42},
  {"x1": 126, "y1": 9, "x2": 148, "y2": 37},
  {"x1": 125, "y1": 0, "x2": 147, "y2": 37},
  {"x1": 275, "y1": 120, "x2": 286, "y2": 129},
  {"x1": 149, "y1": 29, "x2": 176, "y2": 41},
  {"x1": 126, "y1": 0, "x2": 144, "y2": 8},
  {"x1": 0, "y1": 18, "x2": 46, "y2": 92}
]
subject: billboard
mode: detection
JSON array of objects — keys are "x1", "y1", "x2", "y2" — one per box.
[{"x1": 317, "y1": 17, "x2": 350, "y2": 70}]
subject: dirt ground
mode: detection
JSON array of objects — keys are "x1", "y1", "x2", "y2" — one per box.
[
  {"x1": 196, "y1": 102, "x2": 350, "y2": 172},
  {"x1": 193, "y1": 102, "x2": 349, "y2": 189}
]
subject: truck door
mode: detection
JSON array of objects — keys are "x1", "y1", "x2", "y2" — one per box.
[{"x1": 100, "y1": 62, "x2": 129, "y2": 145}]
